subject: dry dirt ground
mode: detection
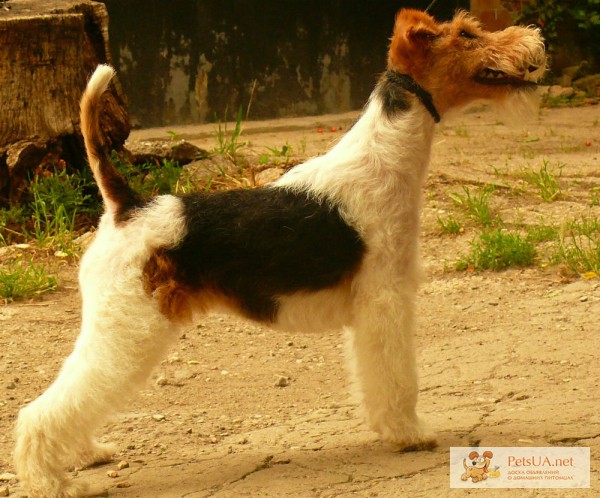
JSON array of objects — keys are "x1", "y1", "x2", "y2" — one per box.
[{"x1": 1, "y1": 104, "x2": 599, "y2": 497}]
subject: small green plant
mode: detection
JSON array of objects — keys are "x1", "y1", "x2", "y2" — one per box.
[
  {"x1": 214, "y1": 106, "x2": 246, "y2": 158},
  {"x1": 450, "y1": 185, "x2": 497, "y2": 227},
  {"x1": 1, "y1": 165, "x2": 100, "y2": 248},
  {"x1": 542, "y1": 94, "x2": 573, "y2": 108},
  {"x1": 30, "y1": 189, "x2": 77, "y2": 253},
  {"x1": 30, "y1": 167, "x2": 99, "y2": 217},
  {"x1": 522, "y1": 159, "x2": 562, "y2": 202},
  {"x1": 457, "y1": 229, "x2": 536, "y2": 271},
  {"x1": 553, "y1": 216, "x2": 600, "y2": 274},
  {"x1": 172, "y1": 172, "x2": 194, "y2": 195},
  {"x1": 0, "y1": 258, "x2": 58, "y2": 302},
  {"x1": 526, "y1": 223, "x2": 559, "y2": 243},
  {"x1": 259, "y1": 143, "x2": 293, "y2": 166},
  {"x1": 27, "y1": 167, "x2": 100, "y2": 253},
  {"x1": 111, "y1": 153, "x2": 184, "y2": 197},
  {"x1": 590, "y1": 187, "x2": 600, "y2": 207},
  {"x1": 166, "y1": 130, "x2": 180, "y2": 141},
  {"x1": 0, "y1": 206, "x2": 27, "y2": 245},
  {"x1": 143, "y1": 159, "x2": 184, "y2": 196},
  {"x1": 437, "y1": 215, "x2": 463, "y2": 235}
]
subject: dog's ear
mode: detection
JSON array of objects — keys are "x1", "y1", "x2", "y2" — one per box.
[
  {"x1": 483, "y1": 451, "x2": 493, "y2": 459},
  {"x1": 468, "y1": 451, "x2": 480, "y2": 460},
  {"x1": 388, "y1": 9, "x2": 440, "y2": 72}
]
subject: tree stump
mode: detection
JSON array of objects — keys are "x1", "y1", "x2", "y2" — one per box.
[{"x1": 0, "y1": 0, "x2": 130, "y2": 204}]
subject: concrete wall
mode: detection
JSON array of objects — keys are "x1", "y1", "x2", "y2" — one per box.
[{"x1": 100, "y1": 1, "x2": 469, "y2": 127}]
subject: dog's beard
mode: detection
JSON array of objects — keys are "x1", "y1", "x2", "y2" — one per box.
[
  {"x1": 495, "y1": 87, "x2": 543, "y2": 124},
  {"x1": 441, "y1": 87, "x2": 542, "y2": 127}
]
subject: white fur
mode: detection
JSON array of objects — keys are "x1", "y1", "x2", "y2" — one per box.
[
  {"x1": 276, "y1": 94, "x2": 435, "y2": 443},
  {"x1": 14, "y1": 196, "x2": 187, "y2": 497}
]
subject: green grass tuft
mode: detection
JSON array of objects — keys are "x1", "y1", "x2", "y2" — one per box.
[
  {"x1": 522, "y1": 159, "x2": 563, "y2": 202},
  {"x1": 214, "y1": 106, "x2": 246, "y2": 159},
  {"x1": 437, "y1": 215, "x2": 463, "y2": 235},
  {"x1": 525, "y1": 223, "x2": 559, "y2": 244},
  {"x1": 457, "y1": 229, "x2": 536, "y2": 271},
  {"x1": 553, "y1": 216, "x2": 600, "y2": 275},
  {"x1": 0, "y1": 259, "x2": 58, "y2": 302},
  {"x1": 450, "y1": 185, "x2": 497, "y2": 227},
  {"x1": 259, "y1": 143, "x2": 294, "y2": 167},
  {"x1": 111, "y1": 154, "x2": 185, "y2": 197},
  {"x1": 27, "y1": 167, "x2": 101, "y2": 254}
]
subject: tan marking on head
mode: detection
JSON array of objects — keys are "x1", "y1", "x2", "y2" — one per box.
[{"x1": 387, "y1": 9, "x2": 547, "y2": 115}]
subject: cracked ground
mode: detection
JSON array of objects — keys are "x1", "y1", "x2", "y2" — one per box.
[{"x1": 1, "y1": 105, "x2": 599, "y2": 497}]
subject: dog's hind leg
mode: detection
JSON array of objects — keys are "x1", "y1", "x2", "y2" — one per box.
[
  {"x1": 14, "y1": 282, "x2": 179, "y2": 497},
  {"x1": 347, "y1": 282, "x2": 436, "y2": 450}
]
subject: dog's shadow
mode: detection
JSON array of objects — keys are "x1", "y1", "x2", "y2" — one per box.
[{"x1": 78, "y1": 433, "x2": 467, "y2": 496}]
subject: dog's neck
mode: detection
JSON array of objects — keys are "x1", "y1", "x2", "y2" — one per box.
[
  {"x1": 376, "y1": 71, "x2": 440, "y2": 123},
  {"x1": 276, "y1": 70, "x2": 437, "y2": 237},
  {"x1": 278, "y1": 71, "x2": 440, "y2": 187}
]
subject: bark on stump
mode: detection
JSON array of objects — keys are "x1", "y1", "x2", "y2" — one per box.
[{"x1": 0, "y1": 0, "x2": 130, "y2": 204}]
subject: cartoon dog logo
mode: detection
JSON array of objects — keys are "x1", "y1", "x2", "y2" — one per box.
[{"x1": 461, "y1": 450, "x2": 500, "y2": 483}]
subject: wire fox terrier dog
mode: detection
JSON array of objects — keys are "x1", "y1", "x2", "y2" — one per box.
[{"x1": 15, "y1": 9, "x2": 546, "y2": 497}]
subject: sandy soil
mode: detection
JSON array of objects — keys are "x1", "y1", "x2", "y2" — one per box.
[{"x1": 1, "y1": 104, "x2": 599, "y2": 497}]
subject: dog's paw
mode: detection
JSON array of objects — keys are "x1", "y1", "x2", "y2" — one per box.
[
  {"x1": 58, "y1": 480, "x2": 90, "y2": 498},
  {"x1": 18, "y1": 476, "x2": 89, "y2": 498},
  {"x1": 75, "y1": 440, "x2": 116, "y2": 469},
  {"x1": 395, "y1": 434, "x2": 438, "y2": 452},
  {"x1": 373, "y1": 416, "x2": 437, "y2": 451}
]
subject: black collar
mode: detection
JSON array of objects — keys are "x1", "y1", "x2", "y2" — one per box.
[{"x1": 387, "y1": 72, "x2": 441, "y2": 123}]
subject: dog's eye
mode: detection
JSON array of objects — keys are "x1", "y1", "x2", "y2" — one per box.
[{"x1": 460, "y1": 30, "x2": 476, "y2": 39}]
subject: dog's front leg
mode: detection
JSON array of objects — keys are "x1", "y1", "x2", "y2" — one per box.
[{"x1": 348, "y1": 287, "x2": 436, "y2": 450}]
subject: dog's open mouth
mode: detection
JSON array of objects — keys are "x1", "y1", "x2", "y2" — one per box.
[{"x1": 474, "y1": 66, "x2": 541, "y2": 87}]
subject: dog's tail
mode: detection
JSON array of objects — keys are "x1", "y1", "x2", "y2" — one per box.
[{"x1": 80, "y1": 64, "x2": 142, "y2": 221}]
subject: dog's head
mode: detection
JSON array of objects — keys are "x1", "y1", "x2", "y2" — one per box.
[{"x1": 387, "y1": 9, "x2": 547, "y2": 115}]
